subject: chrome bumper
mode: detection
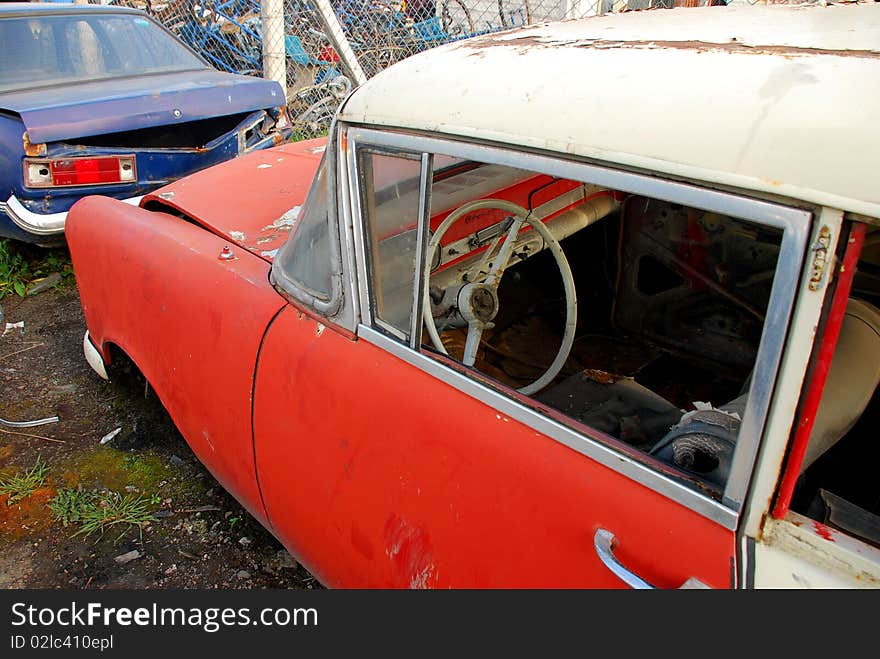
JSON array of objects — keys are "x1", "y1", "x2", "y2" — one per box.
[
  {"x1": 2, "y1": 194, "x2": 144, "y2": 236},
  {"x1": 83, "y1": 331, "x2": 109, "y2": 381}
]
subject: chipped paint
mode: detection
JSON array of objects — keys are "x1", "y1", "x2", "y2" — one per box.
[
  {"x1": 504, "y1": 36, "x2": 880, "y2": 60},
  {"x1": 257, "y1": 164, "x2": 272, "y2": 169},
  {"x1": 757, "y1": 512, "x2": 880, "y2": 587},
  {"x1": 384, "y1": 514, "x2": 436, "y2": 589},
  {"x1": 315, "y1": 323, "x2": 325, "y2": 337},
  {"x1": 410, "y1": 563, "x2": 436, "y2": 590},
  {"x1": 261, "y1": 206, "x2": 301, "y2": 232},
  {"x1": 202, "y1": 430, "x2": 215, "y2": 453},
  {"x1": 813, "y1": 521, "x2": 835, "y2": 543},
  {"x1": 136, "y1": 138, "x2": 325, "y2": 264}
]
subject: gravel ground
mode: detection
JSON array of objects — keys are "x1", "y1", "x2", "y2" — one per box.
[{"x1": 0, "y1": 272, "x2": 320, "y2": 590}]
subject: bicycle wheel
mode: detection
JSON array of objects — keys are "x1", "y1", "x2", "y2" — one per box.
[
  {"x1": 357, "y1": 46, "x2": 407, "y2": 78},
  {"x1": 440, "y1": 0, "x2": 474, "y2": 38},
  {"x1": 497, "y1": 0, "x2": 531, "y2": 29},
  {"x1": 294, "y1": 95, "x2": 340, "y2": 134}
]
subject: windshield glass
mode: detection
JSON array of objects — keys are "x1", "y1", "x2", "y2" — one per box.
[{"x1": 0, "y1": 13, "x2": 207, "y2": 92}]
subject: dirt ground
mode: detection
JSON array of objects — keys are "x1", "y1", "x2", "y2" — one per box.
[{"x1": 0, "y1": 271, "x2": 320, "y2": 589}]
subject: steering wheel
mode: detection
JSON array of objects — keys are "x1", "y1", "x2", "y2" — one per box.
[{"x1": 422, "y1": 198, "x2": 578, "y2": 396}]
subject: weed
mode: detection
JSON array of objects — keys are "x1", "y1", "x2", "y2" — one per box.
[
  {"x1": 229, "y1": 516, "x2": 240, "y2": 529},
  {"x1": 0, "y1": 239, "x2": 73, "y2": 299},
  {"x1": 0, "y1": 239, "x2": 29, "y2": 298},
  {"x1": 48, "y1": 487, "x2": 87, "y2": 526},
  {"x1": 49, "y1": 487, "x2": 157, "y2": 542},
  {"x1": 0, "y1": 454, "x2": 49, "y2": 505}
]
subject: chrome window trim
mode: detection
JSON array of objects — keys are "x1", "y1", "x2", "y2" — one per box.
[
  {"x1": 360, "y1": 324, "x2": 738, "y2": 530},
  {"x1": 410, "y1": 153, "x2": 433, "y2": 349},
  {"x1": 374, "y1": 317, "x2": 408, "y2": 342},
  {"x1": 353, "y1": 144, "x2": 424, "y2": 340},
  {"x1": 336, "y1": 128, "x2": 360, "y2": 333},
  {"x1": 271, "y1": 120, "x2": 345, "y2": 319},
  {"x1": 345, "y1": 125, "x2": 810, "y2": 525},
  {"x1": 345, "y1": 129, "x2": 373, "y2": 329}
]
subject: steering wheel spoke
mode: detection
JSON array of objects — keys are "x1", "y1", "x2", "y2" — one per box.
[
  {"x1": 424, "y1": 198, "x2": 578, "y2": 396},
  {"x1": 485, "y1": 214, "x2": 526, "y2": 287},
  {"x1": 462, "y1": 322, "x2": 485, "y2": 367}
]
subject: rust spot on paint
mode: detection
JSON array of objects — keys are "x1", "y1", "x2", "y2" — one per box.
[
  {"x1": 22, "y1": 132, "x2": 46, "y2": 157},
  {"x1": 453, "y1": 33, "x2": 880, "y2": 61}
]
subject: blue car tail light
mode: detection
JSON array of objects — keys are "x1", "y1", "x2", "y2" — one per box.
[{"x1": 24, "y1": 155, "x2": 137, "y2": 188}]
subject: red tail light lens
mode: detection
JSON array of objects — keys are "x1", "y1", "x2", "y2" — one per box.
[{"x1": 23, "y1": 155, "x2": 136, "y2": 188}]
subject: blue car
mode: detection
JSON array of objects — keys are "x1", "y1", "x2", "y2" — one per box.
[{"x1": 0, "y1": 2, "x2": 292, "y2": 244}]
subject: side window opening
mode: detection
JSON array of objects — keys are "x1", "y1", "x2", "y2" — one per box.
[
  {"x1": 401, "y1": 155, "x2": 786, "y2": 498},
  {"x1": 789, "y1": 224, "x2": 880, "y2": 547}
]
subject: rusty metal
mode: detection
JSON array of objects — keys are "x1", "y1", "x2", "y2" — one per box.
[
  {"x1": 808, "y1": 225, "x2": 832, "y2": 292},
  {"x1": 455, "y1": 34, "x2": 880, "y2": 61},
  {"x1": 22, "y1": 131, "x2": 46, "y2": 157}
]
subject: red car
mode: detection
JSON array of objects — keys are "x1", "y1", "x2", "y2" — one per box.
[{"x1": 69, "y1": 5, "x2": 880, "y2": 588}]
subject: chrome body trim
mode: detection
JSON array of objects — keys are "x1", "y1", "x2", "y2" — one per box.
[
  {"x1": 82, "y1": 331, "x2": 109, "y2": 381},
  {"x1": 3, "y1": 194, "x2": 143, "y2": 236}
]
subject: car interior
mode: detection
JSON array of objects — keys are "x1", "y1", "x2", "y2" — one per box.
[{"x1": 361, "y1": 152, "x2": 880, "y2": 518}]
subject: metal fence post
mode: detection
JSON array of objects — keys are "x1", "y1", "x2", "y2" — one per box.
[
  {"x1": 312, "y1": 0, "x2": 367, "y2": 87},
  {"x1": 261, "y1": 0, "x2": 288, "y2": 99}
]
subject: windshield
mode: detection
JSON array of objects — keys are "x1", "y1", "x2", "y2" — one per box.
[{"x1": 0, "y1": 13, "x2": 207, "y2": 93}]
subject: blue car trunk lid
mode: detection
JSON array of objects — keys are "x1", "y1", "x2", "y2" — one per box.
[{"x1": 0, "y1": 69, "x2": 284, "y2": 144}]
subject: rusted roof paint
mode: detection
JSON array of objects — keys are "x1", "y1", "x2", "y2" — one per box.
[{"x1": 453, "y1": 34, "x2": 880, "y2": 60}]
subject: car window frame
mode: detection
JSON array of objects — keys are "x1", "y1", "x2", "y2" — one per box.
[
  {"x1": 272, "y1": 123, "x2": 347, "y2": 320},
  {"x1": 345, "y1": 125, "x2": 812, "y2": 530},
  {"x1": 355, "y1": 144, "x2": 430, "y2": 342}
]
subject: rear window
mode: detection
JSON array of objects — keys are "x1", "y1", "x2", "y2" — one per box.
[{"x1": 0, "y1": 13, "x2": 207, "y2": 92}]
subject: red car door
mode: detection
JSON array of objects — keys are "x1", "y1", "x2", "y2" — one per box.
[{"x1": 252, "y1": 306, "x2": 735, "y2": 588}]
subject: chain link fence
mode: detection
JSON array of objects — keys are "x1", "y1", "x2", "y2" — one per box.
[{"x1": 97, "y1": 0, "x2": 815, "y2": 137}]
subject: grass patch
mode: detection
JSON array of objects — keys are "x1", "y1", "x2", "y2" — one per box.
[
  {"x1": 50, "y1": 487, "x2": 158, "y2": 541},
  {"x1": 0, "y1": 454, "x2": 49, "y2": 505},
  {"x1": 61, "y1": 447, "x2": 174, "y2": 494},
  {"x1": 0, "y1": 239, "x2": 73, "y2": 299}
]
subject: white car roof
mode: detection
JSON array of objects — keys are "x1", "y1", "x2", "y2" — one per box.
[{"x1": 340, "y1": 4, "x2": 880, "y2": 219}]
